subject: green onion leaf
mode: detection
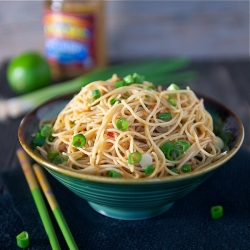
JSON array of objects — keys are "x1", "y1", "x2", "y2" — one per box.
[
  {"x1": 40, "y1": 123, "x2": 53, "y2": 137},
  {"x1": 144, "y1": 165, "x2": 155, "y2": 174},
  {"x1": 48, "y1": 135, "x2": 55, "y2": 142},
  {"x1": 16, "y1": 231, "x2": 30, "y2": 248},
  {"x1": 107, "y1": 170, "x2": 122, "y2": 178},
  {"x1": 33, "y1": 132, "x2": 46, "y2": 146},
  {"x1": 143, "y1": 85, "x2": 155, "y2": 91},
  {"x1": 123, "y1": 74, "x2": 134, "y2": 85},
  {"x1": 110, "y1": 98, "x2": 120, "y2": 105},
  {"x1": 181, "y1": 164, "x2": 192, "y2": 173},
  {"x1": 52, "y1": 154, "x2": 68, "y2": 164},
  {"x1": 160, "y1": 141, "x2": 173, "y2": 155},
  {"x1": 115, "y1": 118, "x2": 129, "y2": 131},
  {"x1": 92, "y1": 89, "x2": 101, "y2": 99},
  {"x1": 211, "y1": 205, "x2": 223, "y2": 219},
  {"x1": 158, "y1": 112, "x2": 172, "y2": 121},
  {"x1": 116, "y1": 79, "x2": 126, "y2": 88},
  {"x1": 72, "y1": 134, "x2": 87, "y2": 147},
  {"x1": 167, "y1": 96, "x2": 177, "y2": 106},
  {"x1": 166, "y1": 147, "x2": 182, "y2": 161},
  {"x1": 132, "y1": 73, "x2": 145, "y2": 83},
  {"x1": 167, "y1": 83, "x2": 180, "y2": 91},
  {"x1": 128, "y1": 152, "x2": 142, "y2": 164},
  {"x1": 47, "y1": 151, "x2": 59, "y2": 161},
  {"x1": 174, "y1": 140, "x2": 190, "y2": 152},
  {"x1": 170, "y1": 168, "x2": 179, "y2": 174}
]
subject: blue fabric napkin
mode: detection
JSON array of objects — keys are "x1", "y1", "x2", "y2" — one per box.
[{"x1": 0, "y1": 147, "x2": 249, "y2": 250}]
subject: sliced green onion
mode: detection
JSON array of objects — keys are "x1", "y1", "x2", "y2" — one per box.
[
  {"x1": 33, "y1": 132, "x2": 46, "y2": 146},
  {"x1": 107, "y1": 170, "x2": 122, "y2": 178},
  {"x1": 92, "y1": 89, "x2": 101, "y2": 99},
  {"x1": 181, "y1": 164, "x2": 192, "y2": 173},
  {"x1": 158, "y1": 112, "x2": 172, "y2": 121},
  {"x1": 167, "y1": 83, "x2": 180, "y2": 91},
  {"x1": 16, "y1": 231, "x2": 30, "y2": 248},
  {"x1": 116, "y1": 79, "x2": 126, "y2": 88},
  {"x1": 72, "y1": 134, "x2": 86, "y2": 147},
  {"x1": 123, "y1": 74, "x2": 134, "y2": 85},
  {"x1": 132, "y1": 73, "x2": 145, "y2": 83},
  {"x1": 115, "y1": 118, "x2": 129, "y2": 131},
  {"x1": 166, "y1": 147, "x2": 182, "y2": 161},
  {"x1": 174, "y1": 140, "x2": 190, "y2": 152},
  {"x1": 144, "y1": 165, "x2": 155, "y2": 175},
  {"x1": 48, "y1": 135, "x2": 55, "y2": 142},
  {"x1": 110, "y1": 98, "x2": 120, "y2": 105},
  {"x1": 128, "y1": 152, "x2": 142, "y2": 164},
  {"x1": 167, "y1": 96, "x2": 177, "y2": 106},
  {"x1": 40, "y1": 123, "x2": 53, "y2": 137},
  {"x1": 47, "y1": 151, "x2": 59, "y2": 161},
  {"x1": 143, "y1": 85, "x2": 155, "y2": 91},
  {"x1": 52, "y1": 154, "x2": 67, "y2": 164},
  {"x1": 211, "y1": 205, "x2": 223, "y2": 219},
  {"x1": 170, "y1": 168, "x2": 179, "y2": 174},
  {"x1": 160, "y1": 141, "x2": 173, "y2": 155}
]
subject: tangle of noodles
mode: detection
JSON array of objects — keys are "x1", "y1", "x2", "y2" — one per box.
[{"x1": 37, "y1": 74, "x2": 227, "y2": 179}]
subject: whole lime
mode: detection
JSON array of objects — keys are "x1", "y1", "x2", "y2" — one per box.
[{"x1": 7, "y1": 51, "x2": 52, "y2": 94}]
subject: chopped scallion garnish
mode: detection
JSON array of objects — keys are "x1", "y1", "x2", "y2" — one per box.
[
  {"x1": 116, "y1": 79, "x2": 126, "y2": 88},
  {"x1": 158, "y1": 112, "x2": 172, "y2": 121},
  {"x1": 211, "y1": 205, "x2": 223, "y2": 219},
  {"x1": 40, "y1": 123, "x2": 53, "y2": 137},
  {"x1": 170, "y1": 168, "x2": 179, "y2": 174},
  {"x1": 128, "y1": 152, "x2": 142, "y2": 164},
  {"x1": 167, "y1": 83, "x2": 180, "y2": 91},
  {"x1": 110, "y1": 98, "x2": 120, "y2": 105},
  {"x1": 167, "y1": 96, "x2": 177, "y2": 106},
  {"x1": 52, "y1": 154, "x2": 68, "y2": 164},
  {"x1": 107, "y1": 170, "x2": 122, "y2": 178},
  {"x1": 123, "y1": 74, "x2": 134, "y2": 85},
  {"x1": 92, "y1": 89, "x2": 101, "y2": 99},
  {"x1": 143, "y1": 85, "x2": 155, "y2": 91},
  {"x1": 47, "y1": 151, "x2": 59, "y2": 161},
  {"x1": 144, "y1": 165, "x2": 155, "y2": 175},
  {"x1": 72, "y1": 134, "x2": 87, "y2": 147},
  {"x1": 174, "y1": 140, "x2": 190, "y2": 152},
  {"x1": 132, "y1": 73, "x2": 144, "y2": 83},
  {"x1": 115, "y1": 118, "x2": 129, "y2": 131},
  {"x1": 181, "y1": 164, "x2": 192, "y2": 173},
  {"x1": 32, "y1": 132, "x2": 46, "y2": 146},
  {"x1": 166, "y1": 147, "x2": 182, "y2": 161},
  {"x1": 160, "y1": 141, "x2": 173, "y2": 155}
]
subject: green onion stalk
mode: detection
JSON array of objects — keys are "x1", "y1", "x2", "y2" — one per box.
[{"x1": 0, "y1": 58, "x2": 197, "y2": 121}]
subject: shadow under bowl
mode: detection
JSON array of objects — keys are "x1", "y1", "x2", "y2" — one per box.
[{"x1": 18, "y1": 92, "x2": 244, "y2": 220}]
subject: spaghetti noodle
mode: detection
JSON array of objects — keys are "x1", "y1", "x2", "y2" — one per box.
[{"x1": 37, "y1": 74, "x2": 226, "y2": 178}]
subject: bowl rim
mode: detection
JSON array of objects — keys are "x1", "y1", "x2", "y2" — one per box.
[{"x1": 18, "y1": 92, "x2": 244, "y2": 185}]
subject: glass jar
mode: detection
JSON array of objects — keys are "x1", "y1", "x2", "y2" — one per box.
[{"x1": 43, "y1": 0, "x2": 106, "y2": 80}]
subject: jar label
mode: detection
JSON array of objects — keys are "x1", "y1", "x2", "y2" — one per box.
[{"x1": 43, "y1": 10, "x2": 95, "y2": 70}]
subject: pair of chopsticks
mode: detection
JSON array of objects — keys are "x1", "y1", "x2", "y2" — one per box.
[{"x1": 16, "y1": 148, "x2": 78, "y2": 250}]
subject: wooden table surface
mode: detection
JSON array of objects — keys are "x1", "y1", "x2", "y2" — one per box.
[{"x1": 0, "y1": 59, "x2": 249, "y2": 171}]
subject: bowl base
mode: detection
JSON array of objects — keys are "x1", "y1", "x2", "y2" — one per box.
[{"x1": 88, "y1": 202, "x2": 174, "y2": 220}]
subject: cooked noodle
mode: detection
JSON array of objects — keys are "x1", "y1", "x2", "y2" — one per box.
[{"x1": 37, "y1": 74, "x2": 226, "y2": 178}]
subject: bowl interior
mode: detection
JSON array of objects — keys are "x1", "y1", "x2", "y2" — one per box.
[{"x1": 18, "y1": 92, "x2": 244, "y2": 184}]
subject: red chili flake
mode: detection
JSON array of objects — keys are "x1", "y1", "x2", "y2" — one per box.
[{"x1": 107, "y1": 132, "x2": 115, "y2": 137}]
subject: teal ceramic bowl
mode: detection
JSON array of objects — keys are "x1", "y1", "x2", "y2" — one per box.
[{"x1": 18, "y1": 93, "x2": 244, "y2": 220}]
